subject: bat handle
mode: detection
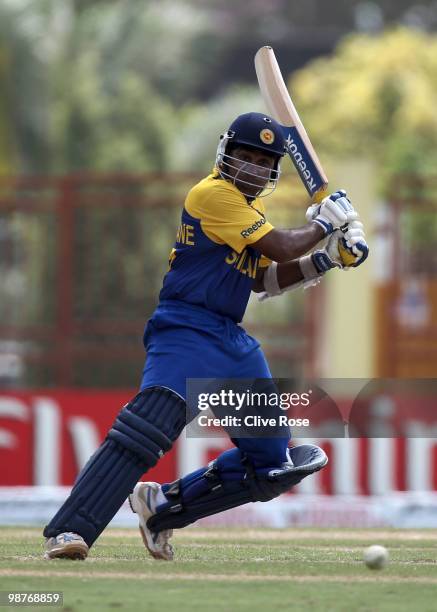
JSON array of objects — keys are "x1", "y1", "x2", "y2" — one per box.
[{"x1": 313, "y1": 185, "x2": 329, "y2": 204}]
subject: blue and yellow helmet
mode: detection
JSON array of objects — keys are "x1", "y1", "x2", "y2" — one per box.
[
  {"x1": 223, "y1": 112, "x2": 286, "y2": 157},
  {"x1": 216, "y1": 112, "x2": 286, "y2": 197}
]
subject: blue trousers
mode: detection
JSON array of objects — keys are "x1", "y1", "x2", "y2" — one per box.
[{"x1": 141, "y1": 300, "x2": 290, "y2": 468}]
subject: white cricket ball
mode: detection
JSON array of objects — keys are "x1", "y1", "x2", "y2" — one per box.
[{"x1": 363, "y1": 545, "x2": 389, "y2": 570}]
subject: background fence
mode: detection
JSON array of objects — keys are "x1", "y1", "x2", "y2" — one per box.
[{"x1": 0, "y1": 173, "x2": 314, "y2": 388}]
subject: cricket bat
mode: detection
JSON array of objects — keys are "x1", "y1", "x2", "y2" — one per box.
[{"x1": 255, "y1": 46, "x2": 329, "y2": 203}]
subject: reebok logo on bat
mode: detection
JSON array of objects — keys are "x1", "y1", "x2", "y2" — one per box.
[
  {"x1": 241, "y1": 217, "x2": 266, "y2": 238},
  {"x1": 285, "y1": 134, "x2": 317, "y2": 193}
]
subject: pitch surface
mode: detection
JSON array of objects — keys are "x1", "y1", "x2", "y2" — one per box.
[{"x1": 1, "y1": 527, "x2": 436, "y2": 611}]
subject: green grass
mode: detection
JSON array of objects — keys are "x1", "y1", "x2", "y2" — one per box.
[{"x1": 1, "y1": 527, "x2": 437, "y2": 611}]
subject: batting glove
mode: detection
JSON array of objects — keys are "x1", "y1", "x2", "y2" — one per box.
[
  {"x1": 312, "y1": 228, "x2": 369, "y2": 272},
  {"x1": 306, "y1": 190, "x2": 358, "y2": 235},
  {"x1": 342, "y1": 220, "x2": 366, "y2": 256}
]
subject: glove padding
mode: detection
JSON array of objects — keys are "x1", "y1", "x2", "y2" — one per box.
[
  {"x1": 306, "y1": 190, "x2": 357, "y2": 235},
  {"x1": 312, "y1": 227, "x2": 369, "y2": 272},
  {"x1": 342, "y1": 220, "x2": 366, "y2": 254}
]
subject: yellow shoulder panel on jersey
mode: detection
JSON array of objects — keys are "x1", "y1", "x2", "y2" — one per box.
[{"x1": 186, "y1": 169, "x2": 274, "y2": 253}]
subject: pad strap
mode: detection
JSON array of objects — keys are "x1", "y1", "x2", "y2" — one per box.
[{"x1": 147, "y1": 445, "x2": 328, "y2": 532}]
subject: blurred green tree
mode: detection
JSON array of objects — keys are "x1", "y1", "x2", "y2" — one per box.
[
  {"x1": 0, "y1": 0, "x2": 52, "y2": 173},
  {"x1": 4, "y1": 3, "x2": 437, "y2": 176},
  {"x1": 290, "y1": 27, "x2": 437, "y2": 194}
]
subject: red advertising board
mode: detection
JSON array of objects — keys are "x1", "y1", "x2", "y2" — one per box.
[
  {"x1": 1, "y1": 390, "x2": 437, "y2": 495},
  {"x1": 0, "y1": 391, "x2": 178, "y2": 486}
]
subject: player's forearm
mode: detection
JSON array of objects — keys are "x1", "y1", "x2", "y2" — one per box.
[
  {"x1": 252, "y1": 260, "x2": 304, "y2": 293},
  {"x1": 253, "y1": 223, "x2": 325, "y2": 263},
  {"x1": 273, "y1": 224, "x2": 325, "y2": 262},
  {"x1": 276, "y1": 260, "x2": 304, "y2": 288}
]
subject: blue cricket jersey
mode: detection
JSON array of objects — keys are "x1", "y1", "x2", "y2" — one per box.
[{"x1": 159, "y1": 169, "x2": 274, "y2": 322}]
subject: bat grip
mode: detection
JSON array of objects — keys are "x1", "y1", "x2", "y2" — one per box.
[{"x1": 313, "y1": 185, "x2": 329, "y2": 204}]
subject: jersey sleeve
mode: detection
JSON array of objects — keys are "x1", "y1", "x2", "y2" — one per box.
[{"x1": 187, "y1": 176, "x2": 274, "y2": 254}]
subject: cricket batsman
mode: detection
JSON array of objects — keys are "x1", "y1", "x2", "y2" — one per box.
[{"x1": 43, "y1": 113, "x2": 368, "y2": 561}]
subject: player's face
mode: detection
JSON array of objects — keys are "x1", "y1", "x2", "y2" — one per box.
[{"x1": 227, "y1": 147, "x2": 277, "y2": 198}]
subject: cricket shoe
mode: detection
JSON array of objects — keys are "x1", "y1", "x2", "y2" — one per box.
[
  {"x1": 129, "y1": 482, "x2": 174, "y2": 561},
  {"x1": 44, "y1": 532, "x2": 88, "y2": 560}
]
